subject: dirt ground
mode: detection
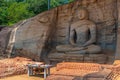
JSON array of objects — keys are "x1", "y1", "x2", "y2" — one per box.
[
  {"x1": 0, "y1": 74, "x2": 44, "y2": 80},
  {"x1": 0, "y1": 57, "x2": 57, "y2": 80},
  {"x1": 0, "y1": 57, "x2": 44, "y2": 78},
  {"x1": 1, "y1": 57, "x2": 120, "y2": 80}
]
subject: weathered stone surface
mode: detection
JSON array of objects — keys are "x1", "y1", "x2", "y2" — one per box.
[
  {"x1": 12, "y1": 9, "x2": 57, "y2": 61},
  {"x1": 0, "y1": 27, "x2": 12, "y2": 56},
  {"x1": 0, "y1": 0, "x2": 117, "y2": 62},
  {"x1": 115, "y1": 0, "x2": 120, "y2": 60},
  {"x1": 48, "y1": 52, "x2": 108, "y2": 64},
  {"x1": 48, "y1": 0, "x2": 116, "y2": 63},
  {"x1": 55, "y1": 6, "x2": 102, "y2": 55}
]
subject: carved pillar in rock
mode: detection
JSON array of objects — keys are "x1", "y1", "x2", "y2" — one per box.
[
  {"x1": 116, "y1": 28, "x2": 120, "y2": 60},
  {"x1": 115, "y1": 0, "x2": 120, "y2": 60}
]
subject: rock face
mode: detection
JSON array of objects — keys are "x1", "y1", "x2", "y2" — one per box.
[
  {"x1": 0, "y1": 0, "x2": 119, "y2": 63},
  {"x1": 0, "y1": 27, "x2": 12, "y2": 58},
  {"x1": 48, "y1": 0, "x2": 117, "y2": 63},
  {"x1": 13, "y1": 10, "x2": 57, "y2": 61},
  {"x1": 115, "y1": 0, "x2": 120, "y2": 60}
]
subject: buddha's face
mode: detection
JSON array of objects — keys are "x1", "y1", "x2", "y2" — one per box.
[
  {"x1": 90, "y1": 0, "x2": 97, "y2": 3},
  {"x1": 78, "y1": 9, "x2": 88, "y2": 20},
  {"x1": 82, "y1": 0, "x2": 89, "y2": 7}
]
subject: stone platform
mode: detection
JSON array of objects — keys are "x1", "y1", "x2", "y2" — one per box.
[{"x1": 48, "y1": 51, "x2": 114, "y2": 64}]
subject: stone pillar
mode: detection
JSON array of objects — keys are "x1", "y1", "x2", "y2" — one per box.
[
  {"x1": 116, "y1": 28, "x2": 120, "y2": 60},
  {"x1": 115, "y1": 0, "x2": 120, "y2": 60}
]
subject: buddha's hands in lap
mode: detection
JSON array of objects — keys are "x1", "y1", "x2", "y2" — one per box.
[
  {"x1": 56, "y1": 44, "x2": 88, "y2": 52},
  {"x1": 71, "y1": 44, "x2": 88, "y2": 51}
]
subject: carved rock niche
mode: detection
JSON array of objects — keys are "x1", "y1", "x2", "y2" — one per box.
[{"x1": 3, "y1": 0, "x2": 117, "y2": 64}]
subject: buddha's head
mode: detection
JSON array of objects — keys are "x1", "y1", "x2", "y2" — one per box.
[
  {"x1": 90, "y1": 0, "x2": 97, "y2": 3},
  {"x1": 82, "y1": 0, "x2": 88, "y2": 7},
  {"x1": 78, "y1": 9, "x2": 89, "y2": 20}
]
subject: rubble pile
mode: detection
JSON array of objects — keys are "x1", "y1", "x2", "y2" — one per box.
[
  {"x1": 47, "y1": 62, "x2": 120, "y2": 80},
  {"x1": 0, "y1": 57, "x2": 41, "y2": 78}
]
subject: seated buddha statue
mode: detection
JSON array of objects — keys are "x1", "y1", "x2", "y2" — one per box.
[{"x1": 56, "y1": 8, "x2": 101, "y2": 54}]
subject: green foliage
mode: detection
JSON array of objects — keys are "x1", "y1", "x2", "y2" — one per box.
[
  {"x1": 0, "y1": 0, "x2": 34, "y2": 26},
  {"x1": 50, "y1": 0, "x2": 74, "y2": 8},
  {"x1": 0, "y1": 0, "x2": 74, "y2": 26},
  {"x1": 0, "y1": 0, "x2": 8, "y2": 25},
  {"x1": 7, "y1": 2, "x2": 34, "y2": 25},
  {"x1": 27, "y1": 0, "x2": 48, "y2": 14}
]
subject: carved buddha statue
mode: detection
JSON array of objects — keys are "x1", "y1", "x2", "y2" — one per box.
[{"x1": 56, "y1": 8, "x2": 101, "y2": 54}]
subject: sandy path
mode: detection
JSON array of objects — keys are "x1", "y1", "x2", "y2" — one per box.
[{"x1": 0, "y1": 74, "x2": 44, "y2": 80}]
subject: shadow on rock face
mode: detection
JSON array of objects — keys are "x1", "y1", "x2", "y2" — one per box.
[{"x1": 14, "y1": 48, "x2": 40, "y2": 61}]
